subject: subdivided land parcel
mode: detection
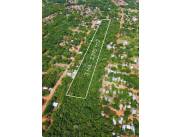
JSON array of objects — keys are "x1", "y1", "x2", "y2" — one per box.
[{"x1": 66, "y1": 19, "x2": 111, "y2": 99}]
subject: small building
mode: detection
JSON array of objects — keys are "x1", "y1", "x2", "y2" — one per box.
[
  {"x1": 119, "y1": 104, "x2": 123, "y2": 110},
  {"x1": 112, "y1": 77, "x2": 120, "y2": 82},
  {"x1": 42, "y1": 87, "x2": 48, "y2": 90},
  {"x1": 118, "y1": 117, "x2": 123, "y2": 124},
  {"x1": 106, "y1": 90, "x2": 109, "y2": 94},
  {"x1": 112, "y1": 132, "x2": 116, "y2": 136},
  {"x1": 104, "y1": 96, "x2": 113, "y2": 103},
  {"x1": 130, "y1": 65, "x2": 134, "y2": 69},
  {"x1": 48, "y1": 88, "x2": 53, "y2": 92},
  {"x1": 106, "y1": 44, "x2": 113, "y2": 50},
  {"x1": 132, "y1": 16, "x2": 138, "y2": 22},
  {"x1": 122, "y1": 125, "x2": 126, "y2": 131},
  {"x1": 127, "y1": 105, "x2": 131, "y2": 109},
  {"x1": 101, "y1": 111, "x2": 105, "y2": 117},
  {"x1": 132, "y1": 95, "x2": 137, "y2": 101},
  {"x1": 122, "y1": 40, "x2": 128, "y2": 46},
  {"x1": 67, "y1": 70, "x2": 77, "y2": 79},
  {"x1": 131, "y1": 108, "x2": 137, "y2": 115},
  {"x1": 72, "y1": 70, "x2": 77, "y2": 78},
  {"x1": 52, "y1": 102, "x2": 58, "y2": 108},
  {"x1": 129, "y1": 92, "x2": 133, "y2": 96},
  {"x1": 126, "y1": 125, "x2": 131, "y2": 130},
  {"x1": 122, "y1": 63, "x2": 128, "y2": 67},
  {"x1": 106, "y1": 42, "x2": 115, "y2": 50},
  {"x1": 91, "y1": 20, "x2": 102, "y2": 28}
]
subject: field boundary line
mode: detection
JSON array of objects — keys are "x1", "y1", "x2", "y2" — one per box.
[
  {"x1": 66, "y1": 21, "x2": 101, "y2": 97},
  {"x1": 85, "y1": 19, "x2": 111, "y2": 99},
  {"x1": 66, "y1": 19, "x2": 111, "y2": 99}
]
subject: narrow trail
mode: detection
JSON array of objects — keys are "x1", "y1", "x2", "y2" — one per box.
[
  {"x1": 42, "y1": 40, "x2": 84, "y2": 114},
  {"x1": 120, "y1": 8, "x2": 125, "y2": 30}
]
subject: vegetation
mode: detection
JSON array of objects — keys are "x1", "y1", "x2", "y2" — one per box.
[
  {"x1": 42, "y1": 0, "x2": 139, "y2": 136},
  {"x1": 67, "y1": 20, "x2": 110, "y2": 97}
]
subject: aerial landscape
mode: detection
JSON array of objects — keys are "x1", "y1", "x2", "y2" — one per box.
[{"x1": 42, "y1": 0, "x2": 139, "y2": 136}]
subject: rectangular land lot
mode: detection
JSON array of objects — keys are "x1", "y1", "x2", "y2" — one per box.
[{"x1": 66, "y1": 19, "x2": 111, "y2": 99}]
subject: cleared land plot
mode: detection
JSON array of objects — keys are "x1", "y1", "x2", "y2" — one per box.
[{"x1": 66, "y1": 19, "x2": 111, "y2": 99}]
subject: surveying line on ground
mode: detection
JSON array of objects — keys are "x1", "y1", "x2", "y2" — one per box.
[
  {"x1": 66, "y1": 94, "x2": 86, "y2": 99},
  {"x1": 66, "y1": 19, "x2": 111, "y2": 99},
  {"x1": 85, "y1": 19, "x2": 111, "y2": 99},
  {"x1": 66, "y1": 21, "x2": 101, "y2": 97}
]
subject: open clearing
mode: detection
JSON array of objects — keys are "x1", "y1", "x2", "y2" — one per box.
[{"x1": 66, "y1": 19, "x2": 111, "y2": 99}]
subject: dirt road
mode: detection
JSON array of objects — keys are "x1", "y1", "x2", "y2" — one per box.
[
  {"x1": 42, "y1": 66, "x2": 70, "y2": 113},
  {"x1": 42, "y1": 40, "x2": 84, "y2": 114}
]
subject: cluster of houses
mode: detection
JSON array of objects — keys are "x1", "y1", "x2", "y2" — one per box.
[
  {"x1": 99, "y1": 42, "x2": 139, "y2": 136},
  {"x1": 100, "y1": 80, "x2": 138, "y2": 136},
  {"x1": 107, "y1": 40, "x2": 129, "y2": 51},
  {"x1": 67, "y1": 3, "x2": 100, "y2": 18}
]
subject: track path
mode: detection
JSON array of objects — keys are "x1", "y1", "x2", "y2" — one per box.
[{"x1": 42, "y1": 65, "x2": 70, "y2": 113}]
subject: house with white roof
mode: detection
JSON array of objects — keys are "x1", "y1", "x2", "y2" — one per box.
[
  {"x1": 127, "y1": 105, "x2": 131, "y2": 109},
  {"x1": 126, "y1": 125, "x2": 131, "y2": 130},
  {"x1": 43, "y1": 87, "x2": 48, "y2": 90},
  {"x1": 52, "y1": 102, "x2": 58, "y2": 108},
  {"x1": 91, "y1": 20, "x2": 102, "y2": 28},
  {"x1": 132, "y1": 16, "x2": 138, "y2": 22},
  {"x1": 112, "y1": 77, "x2": 120, "y2": 82},
  {"x1": 101, "y1": 111, "x2": 105, "y2": 117},
  {"x1": 118, "y1": 117, "x2": 123, "y2": 124},
  {"x1": 48, "y1": 88, "x2": 53, "y2": 92},
  {"x1": 122, "y1": 40, "x2": 128, "y2": 46},
  {"x1": 131, "y1": 108, "x2": 137, "y2": 115},
  {"x1": 129, "y1": 92, "x2": 133, "y2": 96},
  {"x1": 106, "y1": 44, "x2": 113, "y2": 50},
  {"x1": 132, "y1": 95, "x2": 137, "y2": 101},
  {"x1": 67, "y1": 70, "x2": 77, "y2": 79},
  {"x1": 122, "y1": 125, "x2": 126, "y2": 131}
]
